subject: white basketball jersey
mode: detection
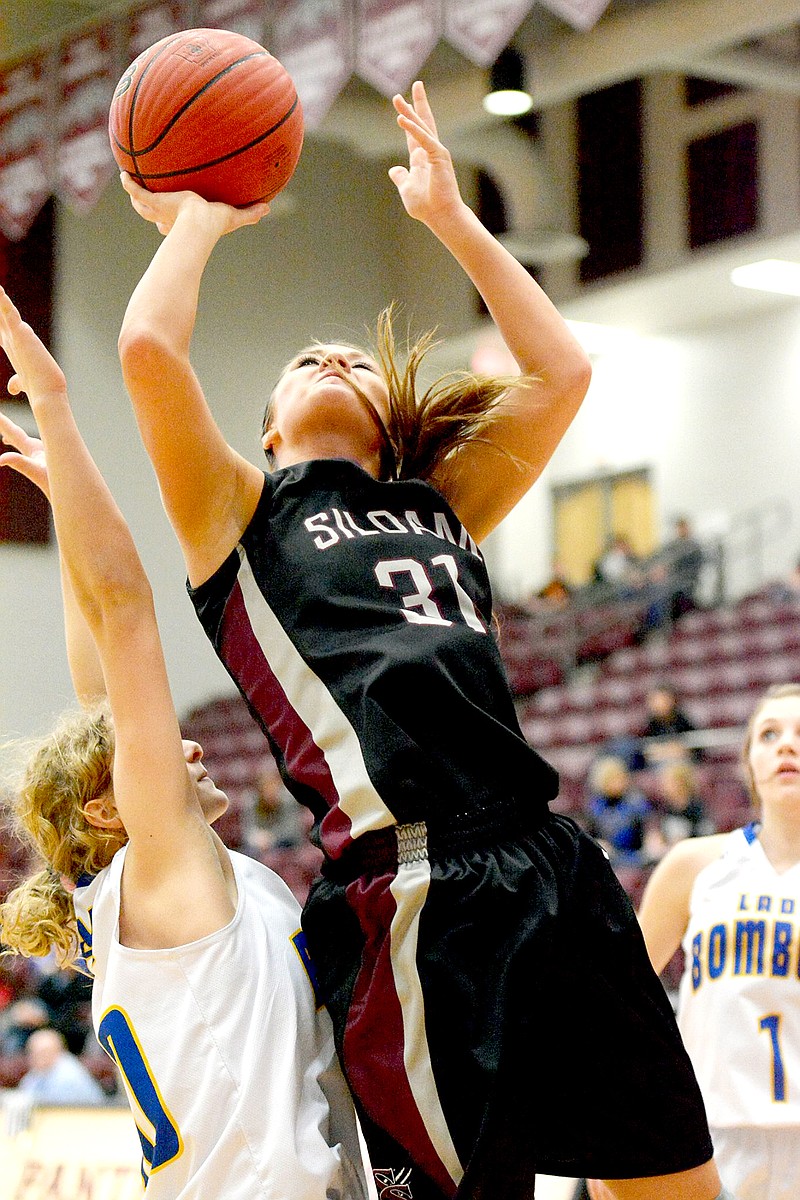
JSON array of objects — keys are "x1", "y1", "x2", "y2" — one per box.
[
  {"x1": 678, "y1": 824, "x2": 800, "y2": 1128},
  {"x1": 73, "y1": 847, "x2": 369, "y2": 1200}
]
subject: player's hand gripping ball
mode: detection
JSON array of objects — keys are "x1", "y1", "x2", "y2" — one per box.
[{"x1": 109, "y1": 27, "x2": 304, "y2": 207}]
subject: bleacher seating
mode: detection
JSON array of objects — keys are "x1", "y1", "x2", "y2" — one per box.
[
  {"x1": 495, "y1": 591, "x2": 660, "y2": 697},
  {"x1": 178, "y1": 586, "x2": 800, "y2": 850},
  {"x1": 518, "y1": 585, "x2": 800, "y2": 836}
]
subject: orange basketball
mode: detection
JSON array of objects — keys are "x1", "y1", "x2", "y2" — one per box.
[{"x1": 109, "y1": 28, "x2": 304, "y2": 207}]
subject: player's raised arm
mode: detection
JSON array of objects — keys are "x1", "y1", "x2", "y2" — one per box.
[
  {"x1": 118, "y1": 178, "x2": 269, "y2": 586},
  {"x1": 389, "y1": 82, "x2": 592, "y2": 542},
  {"x1": 0, "y1": 411, "x2": 110, "y2": 708},
  {"x1": 0, "y1": 286, "x2": 234, "y2": 946},
  {"x1": 0, "y1": 411, "x2": 106, "y2": 707}
]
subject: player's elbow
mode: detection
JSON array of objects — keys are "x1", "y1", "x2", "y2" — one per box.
[
  {"x1": 536, "y1": 348, "x2": 592, "y2": 429},
  {"x1": 567, "y1": 347, "x2": 593, "y2": 407},
  {"x1": 77, "y1": 563, "x2": 154, "y2": 630},
  {"x1": 118, "y1": 322, "x2": 183, "y2": 389},
  {"x1": 551, "y1": 348, "x2": 592, "y2": 427}
]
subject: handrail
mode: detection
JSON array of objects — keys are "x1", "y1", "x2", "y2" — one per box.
[
  {"x1": 714, "y1": 498, "x2": 793, "y2": 602},
  {"x1": 500, "y1": 498, "x2": 794, "y2": 684}
]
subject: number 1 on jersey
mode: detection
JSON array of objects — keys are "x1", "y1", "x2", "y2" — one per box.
[{"x1": 759, "y1": 1013, "x2": 787, "y2": 1102}]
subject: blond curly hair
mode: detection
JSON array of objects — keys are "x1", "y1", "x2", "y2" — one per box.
[{"x1": 0, "y1": 704, "x2": 125, "y2": 967}]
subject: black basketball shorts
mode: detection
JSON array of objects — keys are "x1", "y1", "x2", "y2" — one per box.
[{"x1": 302, "y1": 809, "x2": 713, "y2": 1200}]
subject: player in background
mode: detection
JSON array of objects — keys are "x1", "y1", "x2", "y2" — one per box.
[
  {"x1": 117, "y1": 81, "x2": 728, "y2": 1199},
  {"x1": 0, "y1": 287, "x2": 369, "y2": 1200},
  {"x1": 637, "y1": 683, "x2": 800, "y2": 1200}
]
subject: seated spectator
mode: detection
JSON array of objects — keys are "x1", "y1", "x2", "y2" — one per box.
[
  {"x1": 34, "y1": 960, "x2": 93, "y2": 1055},
  {"x1": 600, "y1": 734, "x2": 647, "y2": 774},
  {"x1": 0, "y1": 967, "x2": 16, "y2": 1013},
  {"x1": 0, "y1": 997, "x2": 49, "y2": 1054},
  {"x1": 646, "y1": 760, "x2": 714, "y2": 860},
  {"x1": 16, "y1": 1027, "x2": 105, "y2": 1107},
  {"x1": 584, "y1": 755, "x2": 651, "y2": 866},
  {"x1": 641, "y1": 684, "x2": 701, "y2": 764},
  {"x1": 79, "y1": 1038, "x2": 124, "y2": 1104},
  {"x1": 591, "y1": 535, "x2": 643, "y2": 597},
  {"x1": 244, "y1": 759, "x2": 309, "y2": 856},
  {"x1": 529, "y1": 560, "x2": 573, "y2": 611},
  {"x1": 769, "y1": 555, "x2": 800, "y2": 602}
]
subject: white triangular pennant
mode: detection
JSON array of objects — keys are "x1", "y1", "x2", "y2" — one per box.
[
  {"x1": 444, "y1": 0, "x2": 535, "y2": 68},
  {"x1": 126, "y1": 1, "x2": 195, "y2": 59},
  {"x1": 55, "y1": 25, "x2": 118, "y2": 212},
  {"x1": 272, "y1": 0, "x2": 355, "y2": 131},
  {"x1": 198, "y1": 0, "x2": 268, "y2": 43},
  {"x1": 356, "y1": 0, "x2": 441, "y2": 98},
  {"x1": 539, "y1": 0, "x2": 612, "y2": 32},
  {"x1": 0, "y1": 56, "x2": 52, "y2": 241}
]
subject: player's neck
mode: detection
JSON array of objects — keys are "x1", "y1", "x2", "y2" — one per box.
[
  {"x1": 274, "y1": 436, "x2": 381, "y2": 478},
  {"x1": 757, "y1": 811, "x2": 800, "y2": 873}
]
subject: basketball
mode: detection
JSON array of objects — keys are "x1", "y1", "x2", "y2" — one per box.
[{"x1": 108, "y1": 28, "x2": 304, "y2": 207}]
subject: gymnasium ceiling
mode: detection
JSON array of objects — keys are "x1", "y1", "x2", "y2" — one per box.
[
  {"x1": 5, "y1": 0, "x2": 800, "y2": 335},
  {"x1": 4, "y1": 1, "x2": 800, "y2": 119}
]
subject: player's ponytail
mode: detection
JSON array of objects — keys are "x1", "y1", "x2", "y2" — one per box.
[
  {"x1": 374, "y1": 304, "x2": 535, "y2": 483},
  {"x1": 0, "y1": 704, "x2": 124, "y2": 967},
  {"x1": 1, "y1": 868, "x2": 77, "y2": 964}
]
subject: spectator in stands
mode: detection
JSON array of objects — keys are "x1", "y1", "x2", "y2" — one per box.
[
  {"x1": 245, "y1": 759, "x2": 309, "y2": 855},
  {"x1": 34, "y1": 960, "x2": 93, "y2": 1055},
  {"x1": 16, "y1": 1027, "x2": 104, "y2": 1107},
  {"x1": 591, "y1": 534, "x2": 643, "y2": 597},
  {"x1": 641, "y1": 683, "x2": 701, "y2": 764},
  {"x1": 244, "y1": 760, "x2": 323, "y2": 904},
  {"x1": 644, "y1": 516, "x2": 705, "y2": 629},
  {"x1": 529, "y1": 559, "x2": 573, "y2": 610},
  {"x1": 0, "y1": 996, "x2": 49, "y2": 1054},
  {"x1": 637, "y1": 683, "x2": 800, "y2": 1200},
  {"x1": 646, "y1": 760, "x2": 714, "y2": 860},
  {"x1": 0, "y1": 973, "x2": 13, "y2": 1013},
  {"x1": 769, "y1": 555, "x2": 800, "y2": 603},
  {"x1": 585, "y1": 755, "x2": 652, "y2": 865}
]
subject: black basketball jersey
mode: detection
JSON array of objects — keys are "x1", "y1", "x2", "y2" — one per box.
[{"x1": 189, "y1": 460, "x2": 557, "y2": 860}]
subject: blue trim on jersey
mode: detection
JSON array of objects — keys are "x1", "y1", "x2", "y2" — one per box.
[
  {"x1": 292, "y1": 928, "x2": 323, "y2": 1008},
  {"x1": 743, "y1": 821, "x2": 761, "y2": 844}
]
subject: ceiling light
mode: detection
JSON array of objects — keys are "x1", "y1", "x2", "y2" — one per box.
[
  {"x1": 483, "y1": 47, "x2": 533, "y2": 118},
  {"x1": 730, "y1": 260, "x2": 800, "y2": 296}
]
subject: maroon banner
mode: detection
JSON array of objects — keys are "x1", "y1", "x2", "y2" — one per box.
[
  {"x1": 356, "y1": 0, "x2": 441, "y2": 97},
  {"x1": 126, "y1": 0, "x2": 196, "y2": 59},
  {"x1": 199, "y1": 0, "x2": 268, "y2": 42},
  {"x1": 55, "y1": 24, "x2": 120, "y2": 212},
  {"x1": 0, "y1": 55, "x2": 52, "y2": 242},
  {"x1": 271, "y1": 0, "x2": 354, "y2": 132},
  {"x1": 539, "y1": 0, "x2": 611, "y2": 31},
  {"x1": 444, "y1": 0, "x2": 535, "y2": 67}
]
